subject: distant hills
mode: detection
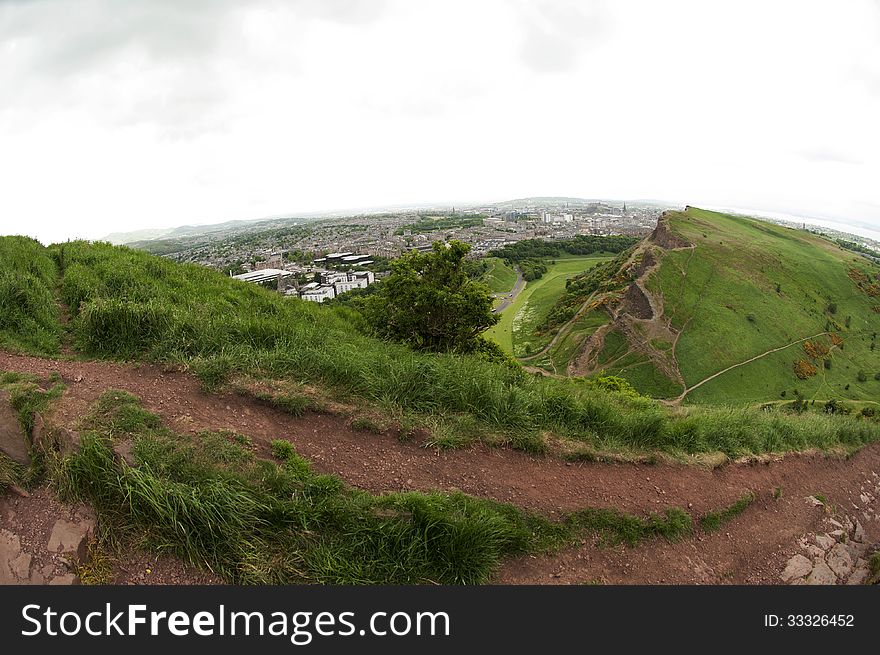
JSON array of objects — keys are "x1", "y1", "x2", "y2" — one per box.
[
  {"x1": 102, "y1": 197, "x2": 676, "y2": 246},
  {"x1": 104, "y1": 216, "x2": 310, "y2": 245}
]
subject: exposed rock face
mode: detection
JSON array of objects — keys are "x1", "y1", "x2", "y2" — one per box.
[
  {"x1": 621, "y1": 283, "x2": 654, "y2": 320},
  {"x1": 806, "y1": 561, "x2": 837, "y2": 585},
  {"x1": 0, "y1": 389, "x2": 30, "y2": 465},
  {"x1": 628, "y1": 248, "x2": 657, "y2": 279},
  {"x1": 826, "y1": 543, "x2": 854, "y2": 578},
  {"x1": 31, "y1": 413, "x2": 81, "y2": 456},
  {"x1": 649, "y1": 213, "x2": 691, "y2": 250},
  {"x1": 0, "y1": 530, "x2": 32, "y2": 584}
]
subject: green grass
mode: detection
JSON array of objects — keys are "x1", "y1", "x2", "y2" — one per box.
[
  {"x1": 486, "y1": 255, "x2": 612, "y2": 357},
  {"x1": 699, "y1": 492, "x2": 756, "y2": 532},
  {"x1": 2, "y1": 238, "x2": 879, "y2": 458},
  {"x1": 79, "y1": 389, "x2": 161, "y2": 435},
  {"x1": 480, "y1": 257, "x2": 518, "y2": 294},
  {"x1": 0, "y1": 370, "x2": 65, "y2": 437},
  {"x1": 0, "y1": 452, "x2": 25, "y2": 492},
  {"x1": 637, "y1": 208, "x2": 880, "y2": 404},
  {"x1": 54, "y1": 391, "x2": 696, "y2": 584},
  {"x1": 0, "y1": 371, "x2": 66, "y2": 488},
  {"x1": 566, "y1": 506, "x2": 692, "y2": 547},
  {"x1": 0, "y1": 236, "x2": 62, "y2": 355}
]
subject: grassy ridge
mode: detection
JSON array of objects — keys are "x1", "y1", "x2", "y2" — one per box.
[
  {"x1": 57, "y1": 391, "x2": 693, "y2": 584},
  {"x1": 0, "y1": 236, "x2": 61, "y2": 354},
  {"x1": 644, "y1": 208, "x2": 880, "y2": 403}
]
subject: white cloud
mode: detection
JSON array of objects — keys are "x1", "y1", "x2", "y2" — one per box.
[{"x1": 0, "y1": 0, "x2": 879, "y2": 244}]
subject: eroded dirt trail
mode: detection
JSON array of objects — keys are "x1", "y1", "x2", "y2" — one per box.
[{"x1": 2, "y1": 351, "x2": 878, "y2": 584}]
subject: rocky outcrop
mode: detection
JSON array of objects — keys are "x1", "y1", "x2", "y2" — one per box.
[
  {"x1": 0, "y1": 389, "x2": 30, "y2": 465},
  {"x1": 650, "y1": 212, "x2": 691, "y2": 250},
  {"x1": 620, "y1": 283, "x2": 654, "y2": 320}
]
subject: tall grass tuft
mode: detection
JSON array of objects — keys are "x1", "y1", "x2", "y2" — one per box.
[{"x1": 0, "y1": 236, "x2": 61, "y2": 354}]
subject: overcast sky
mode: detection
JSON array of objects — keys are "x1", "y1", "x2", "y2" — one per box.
[{"x1": 2, "y1": 0, "x2": 880, "y2": 244}]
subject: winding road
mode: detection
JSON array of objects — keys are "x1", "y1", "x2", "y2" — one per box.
[{"x1": 491, "y1": 270, "x2": 525, "y2": 313}]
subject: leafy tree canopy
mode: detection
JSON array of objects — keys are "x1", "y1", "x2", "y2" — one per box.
[{"x1": 362, "y1": 241, "x2": 499, "y2": 353}]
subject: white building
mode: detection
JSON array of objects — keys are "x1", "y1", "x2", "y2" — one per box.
[
  {"x1": 335, "y1": 278, "x2": 369, "y2": 294},
  {"x1": 300, "y1": 285, "x2": 336, "y2": 303}
]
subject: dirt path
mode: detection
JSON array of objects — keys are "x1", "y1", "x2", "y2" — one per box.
[
  {"x1": 2, "y1": 350, "x2": 878, "y2": 584},
  {"x1": 669, "y1": 332, "x2": 830, "y2": 405}
]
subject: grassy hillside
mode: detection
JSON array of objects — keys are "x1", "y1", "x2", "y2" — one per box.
[
  {"x1": 2, "y1": 235, "x2": 880, "y2": 458},
  {"x1": 0, "y1": 236, "x2": 61, "y2": 355},
  {"x1": 575, "y1": 207, "x2": 880, "y2": 405},
  {"x1": 486, "y1": 255, "x2": 612, "y2": 357},
  {"x1": 480, "y1": 257, "x2": 518, "y2": 294}
]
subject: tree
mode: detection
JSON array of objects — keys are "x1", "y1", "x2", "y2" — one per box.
[{"x1": 362, "y1": 241, "x2": 499, "y2": 353}]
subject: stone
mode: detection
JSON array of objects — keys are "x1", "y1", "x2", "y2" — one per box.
[
  {"x1": 0, "y1": 389, "x2": 30, "y2": 465},
  {"x1": 854, "y1": 521, "x2": 866, "y2": 543},
  {"x1": 806, "y1": 561, "x2": 837, "y2": 585},
  {"x1": 805, "y1": 495, "x2": 824, "y2": 507},
  {"x1": 48, "y1": 574, "x2": 79, "y2": 586},
  {"x1": 815, "y1": 533, "x2": 835, "y2": 550},
  {"x1": 47, "y1": 518, "x2": 94, "y2": 564},
  {"x1": 112, "y1": 439, "x2": 136, "y2": 466},
  {"x1": 846, "y1": 561, "x2": 869, "y2": 586},
  {"x1": 805, "y1": 545, "x2": 825, "y2": 559},
  {"x1": 826, "y1": 543, "x2": 854, "y2": 578},
  {"x1": 781, "y1": 554, "x2": 813, "y2": 582},
  {"x1": 846, "y1": 541, "x2": 867, "y2": 562},
  {"x1": 32, "y1": 416, "x2": 80, "y2": 456},
  {"x1": 828, "y1": 518, "x2": 844, "y2": 529},
  {"x1": 829, "y1": 529, "x2": 847, "y2": 541},
  {"x1": 0, "y1": 529, "x2": 31, "y2": 584}
]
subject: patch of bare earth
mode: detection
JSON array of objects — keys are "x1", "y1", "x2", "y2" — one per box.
[{"x1": 2, "y1": 350, "x2": 879, "y2": 585}]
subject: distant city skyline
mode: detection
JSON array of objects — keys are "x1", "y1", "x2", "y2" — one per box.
[{"x1": 2, "y1": 0, "x2": 879, "y2": 245}]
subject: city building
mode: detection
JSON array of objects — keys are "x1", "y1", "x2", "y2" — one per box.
[{"x1": 300, "y1": 285, "x2": 336, "y2": 303}]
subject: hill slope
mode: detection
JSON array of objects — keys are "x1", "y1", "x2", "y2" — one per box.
[
  {"x1": 561, "y1": 207, "x2": 880, "y2": 405},
  {"x1": 3, "y1": 234, "x2": 880, "y2": 459}
]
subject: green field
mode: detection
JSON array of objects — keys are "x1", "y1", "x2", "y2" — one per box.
[
  {"x1": 480, "y1": 257, "x2": 518, "y2": 294},
  {"x1": 486, "y1": 255, "x2": 612, "y2": 357}
]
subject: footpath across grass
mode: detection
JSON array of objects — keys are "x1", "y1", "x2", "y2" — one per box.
[{"x1": 55, "y1": 390, "x2": 697, "y2": 584}]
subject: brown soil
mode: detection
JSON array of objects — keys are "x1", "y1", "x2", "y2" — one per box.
[{"x1": 1, "y1": 350, "x2": 878, "y2": 585}]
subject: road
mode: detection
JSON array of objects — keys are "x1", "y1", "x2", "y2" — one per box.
[{"x1": 491, "y1": 270, "x2": 525, "y2": 313}]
